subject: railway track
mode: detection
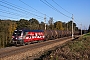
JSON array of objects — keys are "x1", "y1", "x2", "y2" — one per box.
[{"x1": 0, "y1": 36, "x2": 79, "y2": 60}]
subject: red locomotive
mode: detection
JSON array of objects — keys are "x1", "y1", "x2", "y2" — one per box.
[
  {"x1": 12, "y1": 29, "x2": 45, "y2": 45},
  {"x1": 11, "y1": 29, "x2": 79, "y2": 45}
]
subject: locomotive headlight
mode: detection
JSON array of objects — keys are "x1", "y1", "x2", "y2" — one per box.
[{"x1": 16, "y1": 38, "x2": 17, "y2": 39}]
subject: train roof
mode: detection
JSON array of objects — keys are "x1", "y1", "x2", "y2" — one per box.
[{"x1": 15, "y1": 29, "x2": 44, "y2": 32}]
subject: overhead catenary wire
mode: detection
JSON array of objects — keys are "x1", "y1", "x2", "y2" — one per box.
[
  {"x1": 19, "y1": 0, "x2": 44, "y2": 15},
  {"x1": 2, "y1": 0, "x2": 42, "y2": 16},
  {"x1": 0, "y1": 0, "x2": 57, "y2": 22},
  {"x1": 40, "y1": 0, "x2": 71, "y2": 18},
  {"x1": 72, "y1": 15, "x2": 81, "y2": 27},
  {"x1": 0, "y1": 9, "x2": 29, "y2": 18},
  {"x1": 0, "y1": 15, "x2": 18, "y2": 19},
  {"x1": 52, "y1": 0, "x2": 83, "y2": 30},
  {"x1": 18, "y1": 0, "x2": 58, "y2": 23},
  {"x1": 18, "y1": 0, "x2": 50, "y2": 18},
  {"x1": 0, "y1": 0, "x2": 44, "y2": 20},
  {"x1": 0, "y1": 0, "x2": 43, "y2": 18},
  {"x1": 52, "y1": 0, "x2": 72, "y2": 15},
  {"x1": 44, "y1": 0, "x2": 71, "y2": 18}
]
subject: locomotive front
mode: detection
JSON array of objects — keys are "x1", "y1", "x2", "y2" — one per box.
[{"x1": 11, "y1": 30, "x2": 24, "y2": 45}]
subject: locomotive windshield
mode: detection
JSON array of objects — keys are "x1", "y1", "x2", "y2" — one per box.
[{"x1": 12, "y1": 30, "x2": 22, "y2": 36}]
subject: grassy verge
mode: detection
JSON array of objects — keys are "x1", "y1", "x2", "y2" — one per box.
[{"x1": 34, "y1": 33, "x2": 90, "y2": 60}]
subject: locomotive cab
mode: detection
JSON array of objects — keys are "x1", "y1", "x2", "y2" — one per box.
[{"x1": 12, "y1": 30, "x2": 24, "y2": 45}]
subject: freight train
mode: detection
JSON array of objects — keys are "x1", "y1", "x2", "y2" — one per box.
[{"x1": 11, "y1": 29, "x2": 80, "y2": 45}]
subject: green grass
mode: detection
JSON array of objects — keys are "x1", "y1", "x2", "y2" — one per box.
[
  {"x1": 69, "y1": 40, "x2": 85, "y2": 52},
  {"x1": 69, "y1": 33, "x2": 90, "y2": 52},
  {"x1": 83, "y1": 32, "x2": 90, "y2": 37}
]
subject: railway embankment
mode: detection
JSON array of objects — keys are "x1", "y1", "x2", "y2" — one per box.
[
  {"x1": 0, "y1": 37, "x2": 73, "y2": 60},
  {"x1": 33, "y1": 33, "x2": 90, "y2": 60}
]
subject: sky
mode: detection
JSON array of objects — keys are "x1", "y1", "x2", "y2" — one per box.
[{"x1": 0, "y1": 0, "x2": 90, "y2": 29}]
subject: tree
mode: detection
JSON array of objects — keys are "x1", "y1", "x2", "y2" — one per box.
[
  {"x1": 8, "y1": 21, "x2": 17, "y2": 44},
  {"x1": 48, "y1": 17, "x2": 54, "y2": 30},
  {"x1": 67, "y1": 21, "x2": 78, "y2": 31},
  {"x1": 17, "y1": 19, "x2": 30, "y2": 29},
  {"x1": 88, "y1": 25, "x2": 90, "y2": 32},
  {"x1": 0, "y1": 20, "x2": 17, "y2": 48},
  {"x1": 39, "y1": 22, "x2": 45, "y2": 30},
  {"x1": 29, "y1": 18, "x2": 39, "y2": 24},
  {"x1": 54, "y1": 21, "x2": 64, "y2": 30},
  {"x1": 62, "y1": 22, "x2": 67, "y2": 30},
  {"x1": 67, "y1": 21, "x2": 72, "y2": 31},
  {"x1": 29, "y1": 18, "x2": 39, "y2": 30}
]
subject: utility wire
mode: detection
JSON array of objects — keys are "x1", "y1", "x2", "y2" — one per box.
[
  {"x1": 1, "y1": 0, "x2": 57, "y2": 22},
  {"x1": 0, "y1": 15, "x2": 18, "y2": 19},
  {"x1": 0, "y1": 0, "x2": 43, "y2": 18},
  {"x1": 2, "y1": 0, "x2": 41, "y2": 15},
  {"x1": 0, "y1": 0, "x2": 44, "y2": 20},
  {"x1": 0, "y1": 9, "x2": 29, "y2": 18},
  {"x1": 19, "y1": 0, "x2": 44, "y2": 15},
  {"x1": 52, "y1": 0, "x2": 72, "y2": 14},
  {"x1": 40, "y1": 0, "x2": 61, "y2": 21},
  {"x1": 0, "y1": 4, "x2": 43, "y2": 20},
  {"x1": 44, "y1": 0, "x2": 71, "y2": 18},
  {"x1": 19, "y1": 0, "x2": 50, "y2": 18},
  {"x1": 19, "y1": 0, "x2": 57, "y2": 22},
  {"x1": 52, "y1": 0, "x2": 82, "y2": 29},
  {"x1": 40, "y1": 0, "x2": 71, "y2": 18}
]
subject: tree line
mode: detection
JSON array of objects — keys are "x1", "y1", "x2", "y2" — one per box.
[
  {"x1": 0, "y1": 20, "x2": 17, "y2": 48},
  {"x1": 16, "y1": 18, "x2": 78, "y2": 31},
  {"x1": 0, "y1": 18, "x2": 83, "y2": 48}
]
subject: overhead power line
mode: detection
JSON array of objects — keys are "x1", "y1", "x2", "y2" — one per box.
[
  {"x1": 52, "y1": 0, "x2": 72, "y2": 14},
  {"x1": 19, "y1": 0, "x2": 50, "y2": 18},
  {"x1": 0, "y1": 0, "x2": 57, "y2": 22},
  {"x1": 52, "y1": 0, "x2": 82, "y2": 29},
  {"x1": 18, "y1": 0, "x2": 58, "y2": 23},
  {"x1": 0, "y1": 0, "x2": 44, "y2": 20},
  {"x1": 0, "y1": 15, "x2": 18, "y2": 19},
  {"x1": 0, "y1": 0, "x2": 43, "y2": 18},
  {"x1": 0, "y1": 9, "x2": 29, "y2": 18},
  {"x1": 2, "y1": 0, "x2": 38, "y2": 14},
  {"x1": 19, "y1": 0, "x2": 44, "y2": 15},
  {"x1": 40, "y1": 0, "x2": 71, "y2": 18}
]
